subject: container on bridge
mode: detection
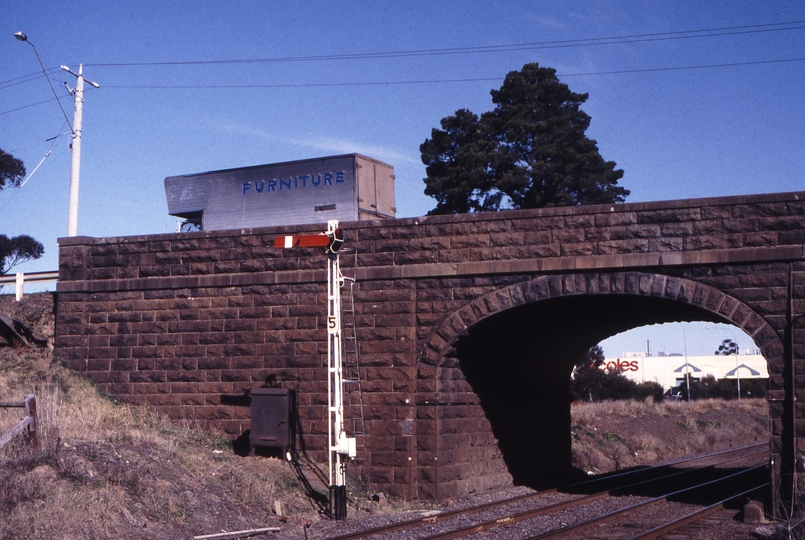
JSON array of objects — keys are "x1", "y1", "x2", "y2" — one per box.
[{"x1": 165, "y1": 153, "x2": 396, "y2": 231}]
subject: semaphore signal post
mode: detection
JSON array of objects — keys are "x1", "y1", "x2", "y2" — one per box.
[{"x1": 274, "y1": 220, "x2": 355, "y2": 520}]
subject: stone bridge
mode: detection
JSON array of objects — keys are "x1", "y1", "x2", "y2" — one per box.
[{"x1": 55, "y1": 191, "x2": 805, "y2": 510}]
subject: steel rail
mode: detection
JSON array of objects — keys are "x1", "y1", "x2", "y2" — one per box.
[
  {"x1": 323, "y1": 488, "x2": 560, "y2": 540},
  {"x1": 625, "y1": 482, "x2": 770, "y2": 540},
  {"x1": 418, "y1": 457, "x2": 767, "y2": 540},
  {"x1": 627, "y1": 439, "x2": 766, "y2": 470},
  {"x1": 401, "y1": 450, "x2": 768, "y2": 540},
  {"x1": 523, "y1": 465, "x2": 768, "y2": 539},
  {"x1": 416, "y1": 492, "x2": 609, "y2": 540},
  {"x1": 607, "y1": 448, "x2": 768, "y2": 497},
  {"x1": 323, "y1": 444, "x2": 768, "y2": 540},
  {"x1": 570, "y1": 439, "x2": 768, "y2": 490}
]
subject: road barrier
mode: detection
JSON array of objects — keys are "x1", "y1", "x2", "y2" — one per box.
[{"x1": 0, "y1": 271, "x2": 58, "y2": 301}]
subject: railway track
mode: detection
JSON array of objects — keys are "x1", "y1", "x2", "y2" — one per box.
[{"x1": 324, "y1": 441, "x2": 769, "y2": 540}]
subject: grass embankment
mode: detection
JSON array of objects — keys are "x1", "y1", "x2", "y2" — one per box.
[
  {"x1": 0, "y1": 295, "x2": 338, "y2": 539},
  {"x1": 571, "y1": 398, "x2": 770, "y2": 475}
]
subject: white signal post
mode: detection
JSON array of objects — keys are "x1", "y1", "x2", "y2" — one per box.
[{"x1": 274, "y1": 220, "x2": 354, "y2": 520}]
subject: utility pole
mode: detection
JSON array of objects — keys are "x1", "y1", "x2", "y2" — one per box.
[{"x1": 61, "y1": 64, "x2": 99, "y2": 237}]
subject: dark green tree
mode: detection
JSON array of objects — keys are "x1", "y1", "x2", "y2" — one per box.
[
  {"x1": 571, "y1": 345, "x2": 664, "y2": 402},
  {"x1": 421, "y1": 63, "x2": 628, "y2": 215},
  {"x1": 715, "y1": 338, "x2": 739, "y2": 356},
  {"x1": 0, "y1": 148, "x2": 26, "y2": 191},
  {"x1": 583, "y1": 344, "x2": 606, "y2": 368},
  {"x1": 571, "y1": 345, "x2": 608, "y2": 402},
  {"x1": 0, "y1": 235, "x2": 44, "y2": 275},
  {"x1": 678, "y1": 375, "x2": 767, "y2": 400},
  {"x1": 0, "y1": 152, "x2": 43, "y2": 278},
  {"x1": 634, "y1": 381, "x2": 665, "y2": 403}
]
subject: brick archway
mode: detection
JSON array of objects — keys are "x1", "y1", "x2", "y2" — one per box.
[
  {"x1": 420, "y1": 272, "x2": 783, "y2": 367},
  {"x1": 412, "y1": 271, "x2": 783, "y2": 500}
]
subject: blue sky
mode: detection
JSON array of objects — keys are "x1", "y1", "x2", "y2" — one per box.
[{"x1": 2, "y1": 1, "x2": 803, "y2": 355}]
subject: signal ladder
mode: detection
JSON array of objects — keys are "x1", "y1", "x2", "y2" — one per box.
[{"x1": 340, "y1": 250, "x2": 368, "y2": 468}]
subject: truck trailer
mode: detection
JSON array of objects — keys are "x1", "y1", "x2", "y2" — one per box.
[{"x1": 165, "y1": 153, "x2": 396, "y2": 231}]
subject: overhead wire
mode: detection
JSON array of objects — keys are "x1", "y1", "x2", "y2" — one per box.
[
  {"x1": 0, "y1": 122, "x2": 67, "y2": 216},
  {"x1": 7, "y1": 130, "x2": 72, "y2": 155},
  {"x1": 0, "y1": 67, "x2": 62, "y2": 90},
  {"x1": 0, "y1": 95, "x2": 73, "y2": 116},
  {"x1": 2, "y1": 20, "x2": 803, "y2": 111},
  {"x1": 1, "y1": 19, "x2": 802, "y2": 86},
  {"x1": 4, "y1": 55, "x2": 802, "y2": 112},
  {"x1": 79, "y1": 20, "x2": 805, "y2": 67},
  {"x1": 97, "y1": 57, "x2": 805, "y2": 89}
]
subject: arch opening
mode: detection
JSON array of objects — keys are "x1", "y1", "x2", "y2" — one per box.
[
  {"x1": 449, "y1": 293, "x2": 763, "y2": 489},
  {"x1": 599, "y1": 321, "x2": 768, "y2": 401}
]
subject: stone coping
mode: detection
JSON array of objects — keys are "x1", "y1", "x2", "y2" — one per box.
[
  {"x1": 57, "y1": 190, "x2": 805, "y2": 247},
  {"x1": 56, "y1": 244, "x2": 804, "y2": 293}
]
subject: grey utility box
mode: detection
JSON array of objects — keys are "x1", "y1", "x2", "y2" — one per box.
[
  {"x1": 250, "y1": 388, "x2": 296, "y2": 457},
  {"x1": 165, "y1": 153, "x2": 396, "y2": 231}
]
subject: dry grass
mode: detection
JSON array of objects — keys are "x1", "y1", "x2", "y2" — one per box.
[
  {"x1": 570, "y1": 397, "x2": 770, "y2": 475},
  {"x1": 0, "y1": 295, "x2": 325, "y2": 539},
  {"x1": 0, "y1": 294, "x2": 426, "y2": 539},
  {"x1": 0, "y1": 355, "x2": 322, "y2": 539}
]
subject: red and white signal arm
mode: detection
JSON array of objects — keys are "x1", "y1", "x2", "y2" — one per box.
[{"x1": 274, "y1": 227, "x2": 344, "y2": 253}]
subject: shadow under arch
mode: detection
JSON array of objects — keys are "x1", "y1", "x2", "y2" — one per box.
[{"x1": 418, "y1": 272, "x2": 782, "y2": 491}]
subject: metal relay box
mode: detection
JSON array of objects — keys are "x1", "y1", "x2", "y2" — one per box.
[
  {"x1": 249, "y1": 388, "x2": 296, "y2": 456},
  {"x1": 165, "y1": 153, "x2": 395, "y2": 231}
]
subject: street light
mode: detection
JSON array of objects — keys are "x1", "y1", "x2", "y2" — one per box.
[
  {"x1": 680, "y1": 323, "x2": 690, "y2": 402},
  {"x1": 14, "y1": 32, "x2": 98, "y2": 237},
  {"x1": 13, "y1": 32, "x2": 73, "y2": 132}
]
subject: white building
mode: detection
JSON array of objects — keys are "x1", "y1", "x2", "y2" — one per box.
[{"x1": 602, "y1": 353, "x2": 768, "y2": 392}]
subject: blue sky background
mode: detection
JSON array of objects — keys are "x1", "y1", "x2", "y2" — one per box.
[{"x1": 2, "y1": 1, "x2": 803, "y2": 356}]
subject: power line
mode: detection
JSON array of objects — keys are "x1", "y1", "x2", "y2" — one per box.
[
  {"x1": 80, "y1": 20, "x2": 805, "y2": 68},
  {"x1": 5, "y1": 56, "x2": 802, "y2": 112},
  {"x1": 3, "y1": 21, "x2": 803, "y2": 111},
  {"x1": 0, "y1": 71, "x2": 50, "y2": 90},
  {"x1": 103, "y1": 77, "x2": 501, "y2": 89},
  {"x1": 2, "y1": 19, "x2": 802, "y2": 87},
  {"x1": 96, "y1": 57, "x2": 805, "y2": 90},
  {"x1": 559, "y1": 56, "x2": 805, "y2": 77},
  {"x1": 6, "y1": 129, "x2": 71, "y2": 154},
  {"x1": 0, "y1": 123, "x2": 65, "y2": 216},
  {"x1": 0, "y1": 95, "x2": 72, "y2": 116}
]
